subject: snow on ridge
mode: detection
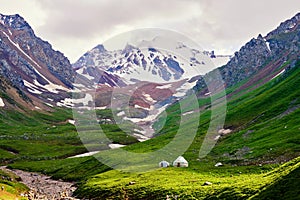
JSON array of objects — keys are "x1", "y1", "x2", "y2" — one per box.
[
  {"x1": 24, "y1": 80, "x2": 43, "y2": 94},
  {"x1": 34, "y1": 79, "x2": 69, "y2": 94},
  {"x1": 173, "y1": 82, "x2": 193, "y2": 98},
  {"x1": 1, "y1": 30, "x2": 70, "y2": 93},
  {"x1": 271, "y1": 69, "x2": 286, "y2": 80},
  {"x1": 266, "y1": 42, "x2": 271, "y2": 52},
  {"x1": 27, "y1": 88, "x2": 42, "y2": 94},
  {"x1": 80, "y1": 70, "x2": 94, "y2": 80},
  {"x1": 58, "y1": 93, "x2": 93, "y2": 108},
  {"x1": 1, "y1": 30, "x2": 42, "y2": 69}
]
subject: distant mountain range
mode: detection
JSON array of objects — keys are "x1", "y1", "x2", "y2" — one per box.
[
  {"x1": 0, "y1": 13, "x2": 229, "y2": 114},
  {"x1": 194, "y1": 13, "x2": 300, "y2": 95},
  {"x1": 73, "y1": 41, "x2": 230, "y2": 85},
  {"x1": 0, "y1": 12, "x2": 299, "y2": 139}
]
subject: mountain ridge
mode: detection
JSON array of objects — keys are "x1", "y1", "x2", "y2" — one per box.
[
  {"x1": 0, "y1": 13, "x2": 75, "y2": 110},
  {"x1": 194, "y1": 12, "x2": 300, "y2": 95}
]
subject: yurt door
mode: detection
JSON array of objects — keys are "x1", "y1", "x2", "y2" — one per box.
[{"x1": 177, "y1": 163, "x2": 180, "y2": 167}]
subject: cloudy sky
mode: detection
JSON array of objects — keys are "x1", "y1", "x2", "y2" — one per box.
[{"x1": 0, "y1": 0, "x2": 299, "y2": 62}]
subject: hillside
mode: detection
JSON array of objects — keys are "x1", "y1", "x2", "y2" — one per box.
[
  {"x1": 64, "y1": 57, "x2": 300, "y2": 200},
  {"x1": 0, "y1": 12, "x2": 299, "y2": 200},
  {"x1": 194, "y1": 13, "x2": 300, "y2": 96}
]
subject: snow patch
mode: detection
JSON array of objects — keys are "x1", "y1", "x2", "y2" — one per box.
[
  {"x1": 143, "y1": 93, "x2": 155, "y2": 103},
  {"x1": 68, "y1": 119, "x2": 75, "y2": 125},
  {"x1": 109, "y1": 144, "x2": 126, "y2": 149},
  {"x1": 34, "y1": 80, "x2": 69, "y2": 94},
  {"x1": 134, "y1": 104, "x2": 149, "y2": 110},
  {"x1": 218, "y1": 129, "x2": 232, "y2": 135},
  {"x1": 117, "y1": 111, "x2": 125, "y2": 117},
  {"x1": 271, "y1": 69, "x2": 285, "y2": 80},
  {"x1": 182, "y1": 111, "x2": 193, "y2": 116},
  {"x1": 59, "y1": 93, "x2": 93, "y2": 108},
  {"x1": 95, "y1": 106, "x2": 107, "y2": 110},
  {"x1": 76, "y1": 68, "x2": 94, "y2": 80},
  {"x1": 173, "y1": 82, "x2": 193, "y2": 98},
  {"x1": 266, "y1": 42, "x2": 271, "y2": 52},
  {"x1": 124, "y1": 105, "x2": 166, "y2": 123},
  {"x1": 0, "y1": 98, "x2": 5, "y2": 107},
  {"x1": 156, "y1": 84, "x2": 172, "y2": 89},
  {"x1": 24, "y1": 80, "x2": 43, "y2": 94},
  {"x1": 214, "y1": 135, "x2": 221, "y2": 141},
  {"x1": 133, "y1": 133, "x2": 150, "y2": 142},
  {"x1": 45, "y1": 103, "x2": 53, "y2": 107},
  {"x1": 68, "y1": 151, "x2": 100, "y2": 158}
]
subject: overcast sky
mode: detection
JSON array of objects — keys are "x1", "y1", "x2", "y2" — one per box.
[{"x1": 0, "y1": 0, "x2": 299, "y2": 63}]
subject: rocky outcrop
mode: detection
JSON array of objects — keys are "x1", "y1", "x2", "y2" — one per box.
[
  {"x1": 0, "y1": 13, "x2": 75, "y2": 108},
  {"x1": 0, "y1": 14, "x2": 75, "y2": 88},
  {"x1": 194, "y1": 13, "x2": 300, "y2": 95}
]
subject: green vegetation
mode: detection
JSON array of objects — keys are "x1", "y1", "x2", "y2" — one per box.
[
  {"x1": 1, "y1": 56, "x2": 299, "y2": 199},
  {"x1": 69, "y1": 60, "x2": 300, "y2": 198},
  {"x1": 74, "y1": 157, "x2": 300, "y2": 199},
  {"x1": 0, "y1": 169, "x2": 28, "y2": 200}
]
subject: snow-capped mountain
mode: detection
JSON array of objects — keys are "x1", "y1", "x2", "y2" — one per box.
[
  {"x1": 73, "y1": 39, "x2": 225, "y2": 85},
  {"x1": 72, "y1": 39, "x2": 222, "y2": 138}
]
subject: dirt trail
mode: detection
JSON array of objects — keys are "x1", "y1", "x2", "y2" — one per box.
[{"x1": 0, "y1": 166, "x2": 78, "y2": 200}]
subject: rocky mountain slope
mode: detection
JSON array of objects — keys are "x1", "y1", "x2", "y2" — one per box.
[
  {"x1": 194, "y1": 13, "x2": 300, "y2": 95},
  {"x1": 74, "y1": 41, "x2": 230, "y2": 85},
  {"x1": 0, "y1": 14, "x2": 75, "y2": 110}
]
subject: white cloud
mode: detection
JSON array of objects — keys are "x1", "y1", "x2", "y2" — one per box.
[{"x1": 0, "y1": 0, "x2": 299, "y2": 62}]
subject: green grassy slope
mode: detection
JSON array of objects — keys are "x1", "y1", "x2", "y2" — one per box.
[
  {"x1": 0, "y1": 108, "x2": 139, "y2": 164},
  {"x1": 74, "y1": 157, "x2": 300, "y2": 200},
  {"x1": 69, "y1": 60, "x2": 300, "y2": 199},
  {"x1": 2, "y1": 58, "x2": 299, "y2": 199}
]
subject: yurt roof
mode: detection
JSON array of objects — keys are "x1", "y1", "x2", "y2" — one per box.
[{"x1": 174, "y1": 156, "x2": 188, "y2": 163}]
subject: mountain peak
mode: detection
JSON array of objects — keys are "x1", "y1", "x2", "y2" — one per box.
[
  {"x1": 122, "y1": 43, "x2": 137, "y2": 54},
  {"x1": 266, "y1": 12, "x2": 300, "y2": 40},
  {"x1": 95, "y1": 44, "x2": 107, "y2": 52},
  {"x1": 194, "y1": 12, "x2": 300, "y2": 95},
  {"x1": 0, "y1": 13, "x2": 31, "y2": 31},
  {"x1": 257, "y1": 34, "x2": 264, "y2": 40}
]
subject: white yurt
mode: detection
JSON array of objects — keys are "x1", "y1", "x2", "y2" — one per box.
[
  {"x1": 173, "y1": 156, "x2": 188, "y2": 167},
  {"x1": 159, "y1": 160, "x2": 170, "y2": 168}
]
